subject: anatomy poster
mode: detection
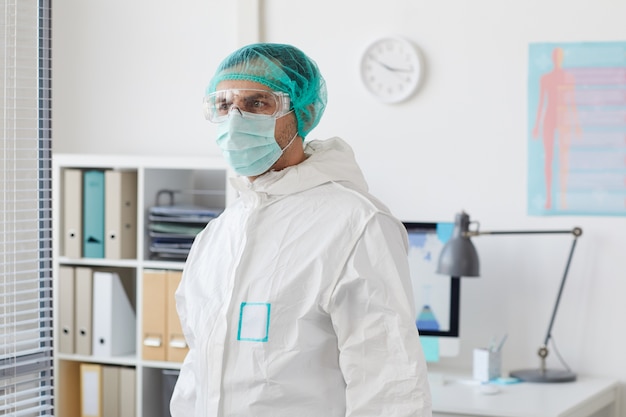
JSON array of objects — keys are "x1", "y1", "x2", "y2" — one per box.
[{"x1": 528, "y1": 41, "x2": 626, "y2": 216}]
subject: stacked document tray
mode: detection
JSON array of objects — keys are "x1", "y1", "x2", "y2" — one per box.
[{"x1": 148, "y1": 204, "x2": 222, "y2": 261}]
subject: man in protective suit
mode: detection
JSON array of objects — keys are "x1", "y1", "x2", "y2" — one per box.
[{"x1": 170, "y1": 43, "x2": 432, "y2": 417}]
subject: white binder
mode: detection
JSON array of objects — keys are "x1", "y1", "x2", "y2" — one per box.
[
  {"x1": 63, "y1": 168, "x2": 83, "y2": 258},
  {"x1": 58, "y1": 266, "x2": 75, "y2": 354},
  {"x1": 80, "y1": 363, "x2": 102, "y2": 417},
  {"x1": 102, "y1": 366, "x2": 120, "y2": 417},
  {"x1": 75, "y1": 266, "x2": 94, "y2": 356},
  {"x1": 119, "y1": 367, "x2": 136, "y2": 417},
  {"x1": 104, "y1": 170, "x2": 137, "y2": 259},
  {"x1": 92, "y1": 271, "x2": 136, "y2": 357}
]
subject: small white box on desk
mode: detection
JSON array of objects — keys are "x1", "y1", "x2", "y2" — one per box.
[{"x1": 473, "y1": 348, "x2": 501, "y2": 382}]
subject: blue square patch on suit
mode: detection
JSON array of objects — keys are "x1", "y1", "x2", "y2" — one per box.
[{"x1": 237, "y1": 302, "x2": 271, "y2": 342}]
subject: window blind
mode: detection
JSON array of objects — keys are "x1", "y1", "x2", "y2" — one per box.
[{"x1": 0, "y1": 0, "x2": 53, "y2": 415}]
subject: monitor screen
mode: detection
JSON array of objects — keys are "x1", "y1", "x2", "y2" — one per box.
[{"x1": 402, "y1": 222, "x2": 460, "y2": 338}]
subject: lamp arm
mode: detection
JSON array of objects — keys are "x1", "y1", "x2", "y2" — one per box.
[
  {"x1": 468, "y1": 229, "x2": 580, "y2": 237},
  {"x1": 465, "y1": 226, "x2": 583, "y2": 351},
  {"x1": 542, "y1": 232, "x2": 580, "y2": 348}
]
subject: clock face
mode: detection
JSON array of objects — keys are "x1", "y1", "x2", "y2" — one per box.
[{"x1": 360, "y1": 37, "x2": 424, "y2": 103}]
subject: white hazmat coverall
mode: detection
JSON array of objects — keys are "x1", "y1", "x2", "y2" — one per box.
[{"x1": 170, "y1": 137, "x2": 432, "y2": 417}]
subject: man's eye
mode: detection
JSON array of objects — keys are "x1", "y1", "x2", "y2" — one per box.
[
  {"x1": 217, "y1": 101, "x2": 231, "y2": 112},
  {"x1": 242, "y1": 97, "x2": 265, "y2": 110}
]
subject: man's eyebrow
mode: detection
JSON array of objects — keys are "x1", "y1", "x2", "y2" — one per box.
[{"x1": 243, "y1": 91, "x2": 272, "y2": 100}]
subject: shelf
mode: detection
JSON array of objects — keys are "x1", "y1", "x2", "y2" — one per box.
[
  {"x1": 52, "y1": 153, "x2": 233, "y2": 417},
  {"x1": 58, "y1": 257, "x2": 140, "y2": 268},
  {"x1": 56, "y1": 353, "x2": 137, "y2": 367}
]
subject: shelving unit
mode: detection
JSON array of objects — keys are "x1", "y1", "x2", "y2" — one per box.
[{"x1": 52, "y1": 154, "x2": 234, "y2": 417}]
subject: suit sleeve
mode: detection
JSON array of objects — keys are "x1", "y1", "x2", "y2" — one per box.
[{"x1": 328, "y1": 213, "x2": 432, "y2": 417}]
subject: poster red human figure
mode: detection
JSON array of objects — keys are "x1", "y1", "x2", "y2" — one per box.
[
  {"x1": 531, "y1": 47, "x2": 580, "y2": 210},
  {"x1": 528, "y1": 42, "x2": 626, "y2": 216}
]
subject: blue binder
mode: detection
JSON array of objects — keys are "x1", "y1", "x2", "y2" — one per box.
[{"x1": 83, "y1": 170, "x2": 105, "y2": 258}]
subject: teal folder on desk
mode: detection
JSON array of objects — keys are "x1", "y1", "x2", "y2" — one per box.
[{"x1": 83, "y1": 170, "x2": 105, "y2": 258}]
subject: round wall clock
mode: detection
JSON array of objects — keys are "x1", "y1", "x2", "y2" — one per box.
[{"x1": 359, "y1": 36, "x2": 424, "y2": 104}]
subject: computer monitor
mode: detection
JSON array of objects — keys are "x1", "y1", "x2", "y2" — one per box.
[{"x1": 403, "y1": 222, "x2": 461, "y2": 359}]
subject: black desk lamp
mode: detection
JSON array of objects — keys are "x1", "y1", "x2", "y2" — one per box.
[{"x1": 436, "y1": 211, "x2": 583, "y2": 383}]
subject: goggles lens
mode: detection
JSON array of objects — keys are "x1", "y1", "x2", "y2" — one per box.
[{"x1": 203, "y1": 89, "x2": 291, "y2": 123}]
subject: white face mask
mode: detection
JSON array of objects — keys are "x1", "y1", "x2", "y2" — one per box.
[{"x1": 216, "y1": 110, "x2": 297, "y2": 177}]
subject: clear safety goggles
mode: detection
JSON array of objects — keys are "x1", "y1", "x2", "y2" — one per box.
[{"x1": 203, "y1": 88, "x2": 292, "y2": 123}]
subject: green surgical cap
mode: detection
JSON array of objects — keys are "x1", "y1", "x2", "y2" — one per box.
[{"x1": 207, "y1": 43, "x2": 327, "y2": 138}]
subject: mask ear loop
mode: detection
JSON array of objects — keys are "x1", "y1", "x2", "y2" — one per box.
[
  {"x1": 280, "y1": 131, "x2": 299, "y2": 154},
  {"x1": 276, "y1": 109, "x2": 298, "y2": 153}
]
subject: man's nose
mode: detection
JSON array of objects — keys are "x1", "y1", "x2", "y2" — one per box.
[{"x1": 228, "y1": 105, "x2": 243, "y2": 116}]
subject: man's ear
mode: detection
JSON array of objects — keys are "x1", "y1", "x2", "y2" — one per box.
[{"x1": 300, "y1": 104, "x2": 317, "y2": 135}]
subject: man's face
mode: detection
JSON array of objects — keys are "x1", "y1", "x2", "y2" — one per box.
[
  {"x1": 215, "y1": 79, "x2": 300, "y2": 173},
  {"x1": 215, "y1": 80, "x2": 296, "y2": 142}
]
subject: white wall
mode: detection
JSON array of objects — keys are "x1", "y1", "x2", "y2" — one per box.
[
  {"x1": 53, "y1": 0, "x2": 626, "y2": 404},
  {"x1": 52, "y1": 0, "x2": 237, "y2": 156}
]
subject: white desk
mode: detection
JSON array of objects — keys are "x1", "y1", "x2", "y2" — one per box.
[{"x1": 430, "y1": 374, "x2": 620, "y2": 417}]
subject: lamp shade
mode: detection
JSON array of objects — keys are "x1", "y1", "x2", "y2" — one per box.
[{"x1": 436, "y1": 212, "x2": 480, "y2": 277}]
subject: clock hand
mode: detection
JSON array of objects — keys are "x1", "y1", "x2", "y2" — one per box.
[{"x1": 368, "y1": 54, "x2": 413, "y2": 73}]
